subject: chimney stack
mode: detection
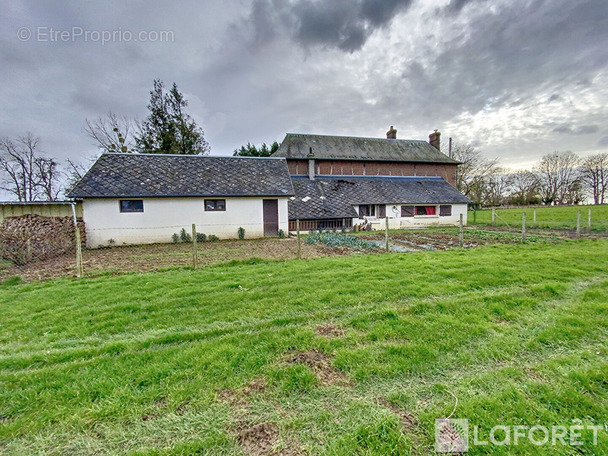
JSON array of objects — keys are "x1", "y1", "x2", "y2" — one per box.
[
  {"x1": 429, "y1": 130, "x2": 441, "y2": 150},
  {"x1": 386, "y1": 125, "x2": 397, "y2": 139},
  {"x1": 307, "y1": 147, "x2": 315, "y2": 180}
]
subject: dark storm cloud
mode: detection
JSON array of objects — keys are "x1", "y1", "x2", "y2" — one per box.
[
  {"x1": 443, "y1": 0, "x2": 487, "y2": 15},
  {"x1": 246, "y1": 0, "x2": 413, "y2": 52},
  {"x1": 390, "y1": 0, "x2": 608, "y2": 122}
]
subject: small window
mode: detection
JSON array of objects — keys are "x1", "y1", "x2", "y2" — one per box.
[
  {"x1": 119, "y1": 200, "x2": 143, "y2": 213},
  {"x1": 415, "y1": 206, "x2": 437, "y2": 216},
  {"x1": 359, "y1": 204, "x2": 376, "y2": 217},
  {"x1": 439, "y1": 205, "x2": 452, "y2": 216},
  {"x1": 401, "y1": 205, "x2": 414, "y2": 217},
  {"x1": 205, "y1": 199, "x2": 226, "y2": 211}
]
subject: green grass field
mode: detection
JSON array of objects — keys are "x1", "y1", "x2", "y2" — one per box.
[
  {"x1": 469, "y1": 204, "x2": 608, "y2": 230},
  {"x1": 1, "y1": 240, "x2": 607, "y2": 455}
]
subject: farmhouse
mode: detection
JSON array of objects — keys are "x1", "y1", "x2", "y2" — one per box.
[
  {"x1": 68, "y1": 154, "x2": 294, "y2": 248},
  {"x1": 272, "y1": 128, "x2": 472, "y2": 231}
]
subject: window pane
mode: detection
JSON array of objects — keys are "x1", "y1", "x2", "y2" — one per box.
[
  {"x1": 440, "y1": 205, "x2": 452, "y2": 216},
  {"x1": 205, "y1": 199, "x2": 226, "y2": 211},
  {"x1": 378, "y1": 205, "x2": 386, "y2": 218},
  {"x1": 120, "y1": 200, "x2": 143, "y2": 212},
  {"x1": 359, "y1": 205, "x2": 368, "y2": 217},
  {"x1": 401, "y1": 206, "x2": 414, "y2": 217},
  {"x1": 425, "y1": 206, "x2": 436, "y2": 215}
]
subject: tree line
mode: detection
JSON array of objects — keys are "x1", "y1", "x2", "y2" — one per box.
[{"x1": 452, "y1": 144, "x2": 608, "y2": 207}]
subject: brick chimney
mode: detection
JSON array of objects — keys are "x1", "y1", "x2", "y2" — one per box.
[
  {"x1": 386, "y1": 125, "x2": 397, "y2": 139},
  {"x1": 429, "y1": 130, "x2": 441, "y2": 150}
]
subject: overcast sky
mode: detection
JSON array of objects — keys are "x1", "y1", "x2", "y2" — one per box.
[{"x1": 1, "y1": 0, "x2": 607, "y2": 174}]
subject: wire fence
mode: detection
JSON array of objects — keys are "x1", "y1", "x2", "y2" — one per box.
[{"x1": 0, "y1": 210, "x2": 606, "y2": 281}]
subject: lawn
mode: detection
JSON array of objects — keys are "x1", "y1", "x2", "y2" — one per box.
[
  {"x1": 469, "y1": 204, "x2": 608, "y2": 230},
  {"x1": 1, "y1": 240, "x2": 607, "y2": 455}
]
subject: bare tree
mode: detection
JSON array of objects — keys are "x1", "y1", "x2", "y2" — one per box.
[
  {"x1": 0, "y1": 133, "x2": 63, "y2": 201},
  {"x1": 535, "y1": 151, "x2": 581, "y2": 205},
  {"x1": 84, "y1": 111, "x2": 135, "y2": 153},
  {"x1": 506, "y1": 170, "x2": 540, "y2": 206},
  {"x1": 580, "y1": 153, "x2": 608, "y2": 204},
  {"x1": 64, "y1": 156, "x2": 98, "y2": 195},
  {"x1": 451, "y1": 143, "x2": 502, "y2": 206}
]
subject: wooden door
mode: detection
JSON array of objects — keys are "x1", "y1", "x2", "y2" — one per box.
[{"x1": 263, "y1": 199, "x2": 279, "y2": 236}]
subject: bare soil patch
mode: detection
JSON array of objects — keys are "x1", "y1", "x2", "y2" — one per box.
[
  {"x1": 377, "y1": 398, "x2": 419, "y2": 433},
  {"x1": 315, "y1": 323, "x2": 345, "y2": 338},
  {"x1": 236, "y1": 421, "x2": 279, "y2": 456},
  {"x1": 286, "y1": 350, "x2": 351, "y2": 386}
]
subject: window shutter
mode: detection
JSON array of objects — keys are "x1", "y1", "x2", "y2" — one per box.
[
  {"x1": 440, "y1": 205, "x2": 452, "y2": 216},
  {"x1": 401, "y1": 205, "x2": 414, "y2": 217},
  {"x1": 359, "y1": 205, "x2": 368, "y2": 217},
  {"x1": 378, "y1": 205, "x2": 386, "y2": 218}
]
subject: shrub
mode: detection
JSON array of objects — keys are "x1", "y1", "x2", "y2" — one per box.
[
  {"x1": 278, "y1": 229, "x2": 285, "y2": 239},
  {"x1": 238, "y1": 227, "x2": 245, "y2": 240},
  {"x1": 179, "y1": 228, "x2": 192, "y2": 243},
  {"x1": 196, "y1": 232, "x2": 207, "y2": 242},
  {"x1": 208, "y1": 234, "x2": 220, "y2": 242},
  {"x1": 171, "y1": 233, "x2": 179, "y2": 243}
]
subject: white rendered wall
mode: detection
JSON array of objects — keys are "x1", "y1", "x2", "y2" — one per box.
[
  {"x1": 353, "y1": 204, "x2": 468, "y2": 230},
  {"x1": 82, "y1": 197, "x2": 289, "y2": 248}
]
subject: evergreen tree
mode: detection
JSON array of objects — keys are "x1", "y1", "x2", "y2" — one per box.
[
  {"x1": 136, "y1": 80, "x2": 209, "y2": 155},
  {"x1": 233, "y1": 141, "x2": 279, "y2": 157}
]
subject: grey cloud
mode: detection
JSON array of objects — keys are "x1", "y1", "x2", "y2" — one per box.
[
  {"x1": 443, "y1": 0, "x2": 487, "y2": 15},
  {"x1": 553, "y1": 124, "x2": 600, "y2": 135},
  {"x1": 245, "y1": 0, "x2": 413, "y2": 52},
  {"x1": 598, "y1": 136, "x2": 608, "y2": 147}
]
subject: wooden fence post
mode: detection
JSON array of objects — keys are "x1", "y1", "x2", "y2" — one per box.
[
  {"x1": 459, "y1": 214, "x2": 464, "y2": 248},
  {"x1": 576, "y1": 210, "x2": 581, "y2": 238},
  {"x1": 491, "y1": 208, "x2": 496, "y2": 226},
  {"x1": 192, "y1": 223, "x2": 198, "y2": 269},
  {"x1": 473, "y1": 209, "x2": 477, "y2": 224},
  {"x1": 385, "y1": 216, "x2": 389, "y2": 252},
  {"x1": 71, "y1": 203, "x2": 83, "y2": 277},
  {"x1": 588, "y1": 209, "x2": 592, "y2": 231},
  {"x1": 296, "y1": 219, "x2": 301, "y2": 259},
  {"x1": 533, "y1": 208, "x2": 537, "y2": 227},
  {"x1": 522, "y1": 212, "x2": 526, "y2": 243}
]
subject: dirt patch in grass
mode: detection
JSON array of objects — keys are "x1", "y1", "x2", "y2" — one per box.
[
  {"x1": 315, "y1": 323, "x2": 345, "y2": 338},
  {"x1": 377, "y1": 398, "x2": 419, "y2": 433},
  {"x1": 237, "y1": 421, "x2": 279, "y2": 456},
  {"x1": 219, "y1": 377, "x2": 268, "y2": 408},
  {"x1": 286, "y1": 350, "x2": 351, "y2": 386},
  {"x1": 523, "y1": 368, "x2": 548, "y2": 383}
]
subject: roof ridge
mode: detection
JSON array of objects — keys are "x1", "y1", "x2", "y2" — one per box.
[
  {"x1": 285, "y1": 132, "x2": 427, "y2": 143},
  {"x1": 101, "y1": 153, "x2": 286, "y2": 160}
]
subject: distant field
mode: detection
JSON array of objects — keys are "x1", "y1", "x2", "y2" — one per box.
[
  {"x1": 469, "y1": 204, "x2": 608, "y2": 230},
  {"x1": 1, "y1": 240, "x2": 607, "y2": 455}
]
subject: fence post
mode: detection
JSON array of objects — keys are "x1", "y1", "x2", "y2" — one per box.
[
  {"x1": 522, "y1": 212, "x2": 526, "y2": 243},
  {"x1": 473, "y1": 209, "x2": 477, "y2": 224},
  {"x1": 533, "y1": 208, "x2": 537, "y2": 227},
  {"x1": 588, "y1": 209, "x2": 592, "y2": 231},
  {"x1": 71, "y1": 203, "x2": 83, "y2": 278},
  {"x1": 459, "y1": 214, "x2": 464, "y2": 248},
  {"x1": 491, "y1": 208, "x2": 496, "y2": 226},
  {"x1": 296, "y1": 219, "x2": 301, "y2": 259},
  {"x1": 385, "y1": 216, "x2": 389, "y2": 252},
  {"x1": 576, "y1": 210, "x2": 581, "y2": 238},
  {"x1": 192, "y1": 223, "x2": 198, "y2": 269}
]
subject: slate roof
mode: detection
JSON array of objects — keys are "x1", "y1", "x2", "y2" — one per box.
[
  {"x1": 289, "y1": 176, "x2": 472, "y2": 220},
  {"x1": 68, "y1": 154, "x2": 294, "y2": 198},
  {"x1": 273, "y1": 133, "x2": 460, "y2": 164}
]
